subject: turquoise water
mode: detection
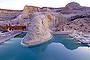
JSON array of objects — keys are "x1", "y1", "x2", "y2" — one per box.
[
  {"x1": 0, "y1": 34, "x2": 90, "y2": 60},
  {"x1": 14, "y1": 32, "x2": 27, "y2": 38}
]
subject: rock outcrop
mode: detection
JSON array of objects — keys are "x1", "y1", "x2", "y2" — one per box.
[
  {"x1": 23, "y1": 5, "x2": 51, "y2": 15},
  {"x1": 65, "y1": 2, "x2": 81, "y2": 10},
  {"x1": 21, "y1": 12, "x2": 52, "y2": 46},
  {"x1": 23, "y1": 5, "x2": 40, "y2": 16}
]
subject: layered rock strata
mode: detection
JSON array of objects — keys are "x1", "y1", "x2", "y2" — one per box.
[{"x1": 21, "y1": 12, "x2": 52, "y2": 46}]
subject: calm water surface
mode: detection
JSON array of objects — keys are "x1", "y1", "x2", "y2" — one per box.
[{"x1": 0, "y1": 34, "x2": 90, "y2": 60}]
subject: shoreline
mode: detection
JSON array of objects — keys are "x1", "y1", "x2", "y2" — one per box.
[
  {"x1": 21, "y1": 35, "x2": 53, "y2": 47},
  {"x1": 51, "y1": 31, "x2": 72, "y2": 34},
  {"x1": 21, "y1": 31, "x2": 72, "y2": 47}
]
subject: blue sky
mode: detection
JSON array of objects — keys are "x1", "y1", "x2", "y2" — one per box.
[{"x1": 0, "y1": 0, "x2": 90, "y2": 10}]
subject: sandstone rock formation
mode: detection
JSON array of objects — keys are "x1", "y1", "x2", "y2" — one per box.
[
  {"x1": 21, "y1": 12, "x2": 52, "y2": 46},
  {"x1": 23, "y1": 5, "x2": 40, "y2": 16},
  {"x1": 23, "y1": 5, "x2": 51, "y2": 15},
  {"x1": 65, "y1": 2, "x2": 81, "y2": 10}
]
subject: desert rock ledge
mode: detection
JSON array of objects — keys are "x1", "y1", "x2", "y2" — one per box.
[{"x1": 21, "y1": 12, "x2": 52, "y2": 46}]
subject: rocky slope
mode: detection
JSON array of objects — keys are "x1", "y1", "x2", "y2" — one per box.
[
  {"x1": 68, "y1": 18, "x2": 90, "y2": 33},
  {"x1": 0, "y1": 9, "x2": 22, "y2": 21}
]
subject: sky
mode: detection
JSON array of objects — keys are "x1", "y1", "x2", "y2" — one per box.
[{"x1": 0, "y1": 0, "x2": 90, "y2": 10}]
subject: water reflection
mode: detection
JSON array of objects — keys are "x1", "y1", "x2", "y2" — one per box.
[
  {"x1": 0, "y1": 35, "x2": 90, "y2": 60},
  {"x1": 53, "y1": 34, "x2": 80, "y2": 50},
  {"x1": 29, "y1": 40, "x2": 52, "y2": 54},
  {"x1": 28, "y1": 34, "x2": 89, "y2": 53}
]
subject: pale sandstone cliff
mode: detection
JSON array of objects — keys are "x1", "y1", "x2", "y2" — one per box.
[
  {"x1": 23, "y1": 5, "x2": 51, "y2": 15},
  {"x1": 21, "y1": 12, "x2": 52, "y2": 46}
]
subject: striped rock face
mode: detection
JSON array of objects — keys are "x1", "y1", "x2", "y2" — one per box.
[{"x1": 22, "y1": 12, "x2": 52, "y2": 46}]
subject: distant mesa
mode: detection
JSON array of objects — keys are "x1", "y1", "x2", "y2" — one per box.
[
  {"x1": 23, "y1": 5, "x2": 40, "y2": 14},
  {"x1": 23, "y1": 5, "x2": 51, "y2": 15}
]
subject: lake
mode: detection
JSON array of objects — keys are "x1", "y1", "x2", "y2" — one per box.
[{"x1": 0, "y1": 34, "x2": 90, "y2": 60}]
